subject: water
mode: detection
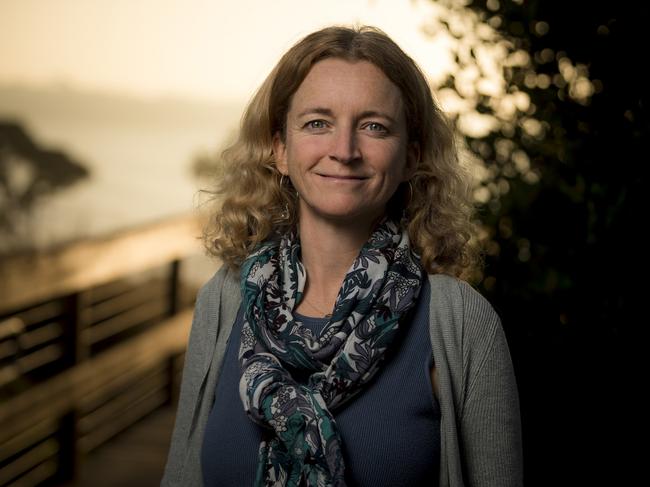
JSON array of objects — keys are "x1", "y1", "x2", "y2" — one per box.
[{"x1": 0, "y1": 84, "x2": 244, "y2": 252}]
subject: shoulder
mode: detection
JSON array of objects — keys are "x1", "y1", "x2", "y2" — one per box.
[
  {"x1": 427, "y1": 274, "x2": 500, "y2": 324},
  {"x1": 187, "y1": 264, "x2": 240, "y2": 350},
  {"x1": 194, "y1": 264, "x2": 240, "y2": 315},
  {"x1": 196, "y1": 264, "x2": 238, "y2": 303},
  {"x1": 426, "y1": 273, "x2": 502, "y2": 355}
]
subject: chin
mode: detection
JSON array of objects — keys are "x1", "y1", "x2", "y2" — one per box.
[
  {"x1": 317, "y1": 208, "x2": 385, "y2": 225},
  {"x1": 299, "y1": 197, "x2": 387, "y2": 226}
]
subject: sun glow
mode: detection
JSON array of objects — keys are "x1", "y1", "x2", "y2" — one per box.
[{"x1": 0, "y1": 0, "x2": 448, "y2": 103}]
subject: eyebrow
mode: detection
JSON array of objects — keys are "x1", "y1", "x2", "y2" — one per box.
[
  {"x1": 297, "y1": 107, "x2": 334, "y2": 118},
  {"x1": 297, "y1": 107, "x2": 398, "y2": 124}
]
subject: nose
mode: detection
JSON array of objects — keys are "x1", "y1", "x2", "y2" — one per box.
[{"x1": 329, "y1": 127, "x2": 361, "y2": 164}]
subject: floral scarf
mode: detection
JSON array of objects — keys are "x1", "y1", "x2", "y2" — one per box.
[{"x1": 239, "y1": 219, "x2": 423, "y2": 487}]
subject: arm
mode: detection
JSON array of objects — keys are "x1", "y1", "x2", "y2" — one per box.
[
  {"x1": 161, "y1": 268, "x2": 228, "y2": 486},
  {"x1": 458, "y1": 283, "x2": 523, "y2": 487},
  {"x1": 161, "y1": 292, "x2": 210, "y2": 486}
]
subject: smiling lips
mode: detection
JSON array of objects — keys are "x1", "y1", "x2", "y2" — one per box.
[{"x1": 317, "y1": 173, "x2": 368, "y2": 180}]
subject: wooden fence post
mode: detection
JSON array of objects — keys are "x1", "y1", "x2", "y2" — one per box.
[{"x1": 57, "y1": 409, "x2": 79, "y2": 483}]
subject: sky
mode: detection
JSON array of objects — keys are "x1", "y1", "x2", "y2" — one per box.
[
  {"x1": 0, "y1": 0, "x2": 454, "y2": 103},
  {"x1": 1, "y1": 0, "x2": 522, "y2": 249}
]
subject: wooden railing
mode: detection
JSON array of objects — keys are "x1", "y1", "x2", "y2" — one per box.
[{"x1": 0, "y1": 214, "x2": 214, "y2": 487}]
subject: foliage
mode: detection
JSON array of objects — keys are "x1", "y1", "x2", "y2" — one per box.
[
  {"x1": 424, "y1": 0, "x2": 646, "y2": 483},
  {"x1": 0, "y1": 121, "x2": 89, "y2": 250}
]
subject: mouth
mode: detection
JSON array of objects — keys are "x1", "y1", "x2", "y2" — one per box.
[{"x1": 317, "y1": 174, "x2": 368, "y2": 181}]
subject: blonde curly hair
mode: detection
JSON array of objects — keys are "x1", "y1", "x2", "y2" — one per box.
[{"x1": 205, "y1": 25, "x2": 481, "y2": 278}]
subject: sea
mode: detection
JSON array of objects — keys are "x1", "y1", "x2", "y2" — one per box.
[{"x1": 0, "y1": 84, "x2": 244, "y2": 254}]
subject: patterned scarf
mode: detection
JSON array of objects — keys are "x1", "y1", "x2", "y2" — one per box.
[{"x1": 239, "y1": 219, "x2": 423, "y2": 487}]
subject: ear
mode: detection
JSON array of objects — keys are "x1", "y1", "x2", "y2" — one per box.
[
  {"x1": 273, "y1": 132, "x2": 289, "y2": 175},
  {"x1": 403, "y1": 142, "x2": 420, "y2": 181}
]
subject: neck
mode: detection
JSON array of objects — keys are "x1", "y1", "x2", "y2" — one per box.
[{"x1": 296, "y1": 217, "x2": 376, "y2": 316}]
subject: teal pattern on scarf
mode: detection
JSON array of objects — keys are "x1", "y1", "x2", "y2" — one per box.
[{"x1": 239, "y1": 219, "x2": 423, "y2": 487}]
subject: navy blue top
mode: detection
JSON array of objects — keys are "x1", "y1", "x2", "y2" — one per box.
[{"x1": 201, "y1": 280, "x2": 440, "y2": 486}]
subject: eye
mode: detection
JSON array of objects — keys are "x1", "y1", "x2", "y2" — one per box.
[
  {"x1": 364, "y1": 122, "x2": 388, "y2": 133},
  {"x1": 305, "y1": 120, "x2": 328, "y2": 130}
]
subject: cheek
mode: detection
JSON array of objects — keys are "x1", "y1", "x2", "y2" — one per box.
[
  {"x1": 287, "y1": 138, "x2": 324, "y2": 167},
  {"x1": 374, "y1": 145, "x2": 409, "y2": 179}
]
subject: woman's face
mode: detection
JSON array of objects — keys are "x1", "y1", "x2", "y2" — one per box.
[{"x1": 274, "y1": 58, "x2": 417, "y2": 229}]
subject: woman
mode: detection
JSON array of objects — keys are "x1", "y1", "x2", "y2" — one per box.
[{"x1": 163, "y1": 26, "x2": 522, "y2": 487}]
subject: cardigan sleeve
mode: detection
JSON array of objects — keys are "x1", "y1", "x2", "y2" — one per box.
[
  {"x1": 161, "y1": 267, "x2": 228, "y2": 486},
  {"x1": 457, "y1": 282, "x2": 523, "y2": 487}
]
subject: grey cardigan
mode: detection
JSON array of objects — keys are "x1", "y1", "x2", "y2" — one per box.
[{"x1": 161, "y1": 266, "x2": 523, "y2": 487}]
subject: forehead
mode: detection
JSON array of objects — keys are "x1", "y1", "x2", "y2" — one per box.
[{"x1": 288, "y1": 58, "x2": 405, "y2": 117}]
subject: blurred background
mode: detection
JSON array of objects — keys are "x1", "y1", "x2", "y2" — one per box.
[{"x1": 0, "y1": 0, "x2": 643, "y2": 485}]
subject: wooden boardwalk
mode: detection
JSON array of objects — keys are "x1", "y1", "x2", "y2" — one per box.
[
  {"x1": 56, "y1": 406, "x2": 176, "y2": 487},
  {"x1": 0, "y1": 215, "x2": 208, "y2": 487}
]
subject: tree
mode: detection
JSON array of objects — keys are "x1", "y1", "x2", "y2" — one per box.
[
  {"x1": 0, "y1": 121, "x2": 89, "y2": 251},
  {"x1": 424, "y1": 1, "x2": 646, "y2": 484}
]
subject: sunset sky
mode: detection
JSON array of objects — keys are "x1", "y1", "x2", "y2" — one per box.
[
  {"x1": 0, "y1": 0, "x2": 454, "y2": 103},
  {"x1": 0, "y1": 0, "x2": 523, "y2": 251}
]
